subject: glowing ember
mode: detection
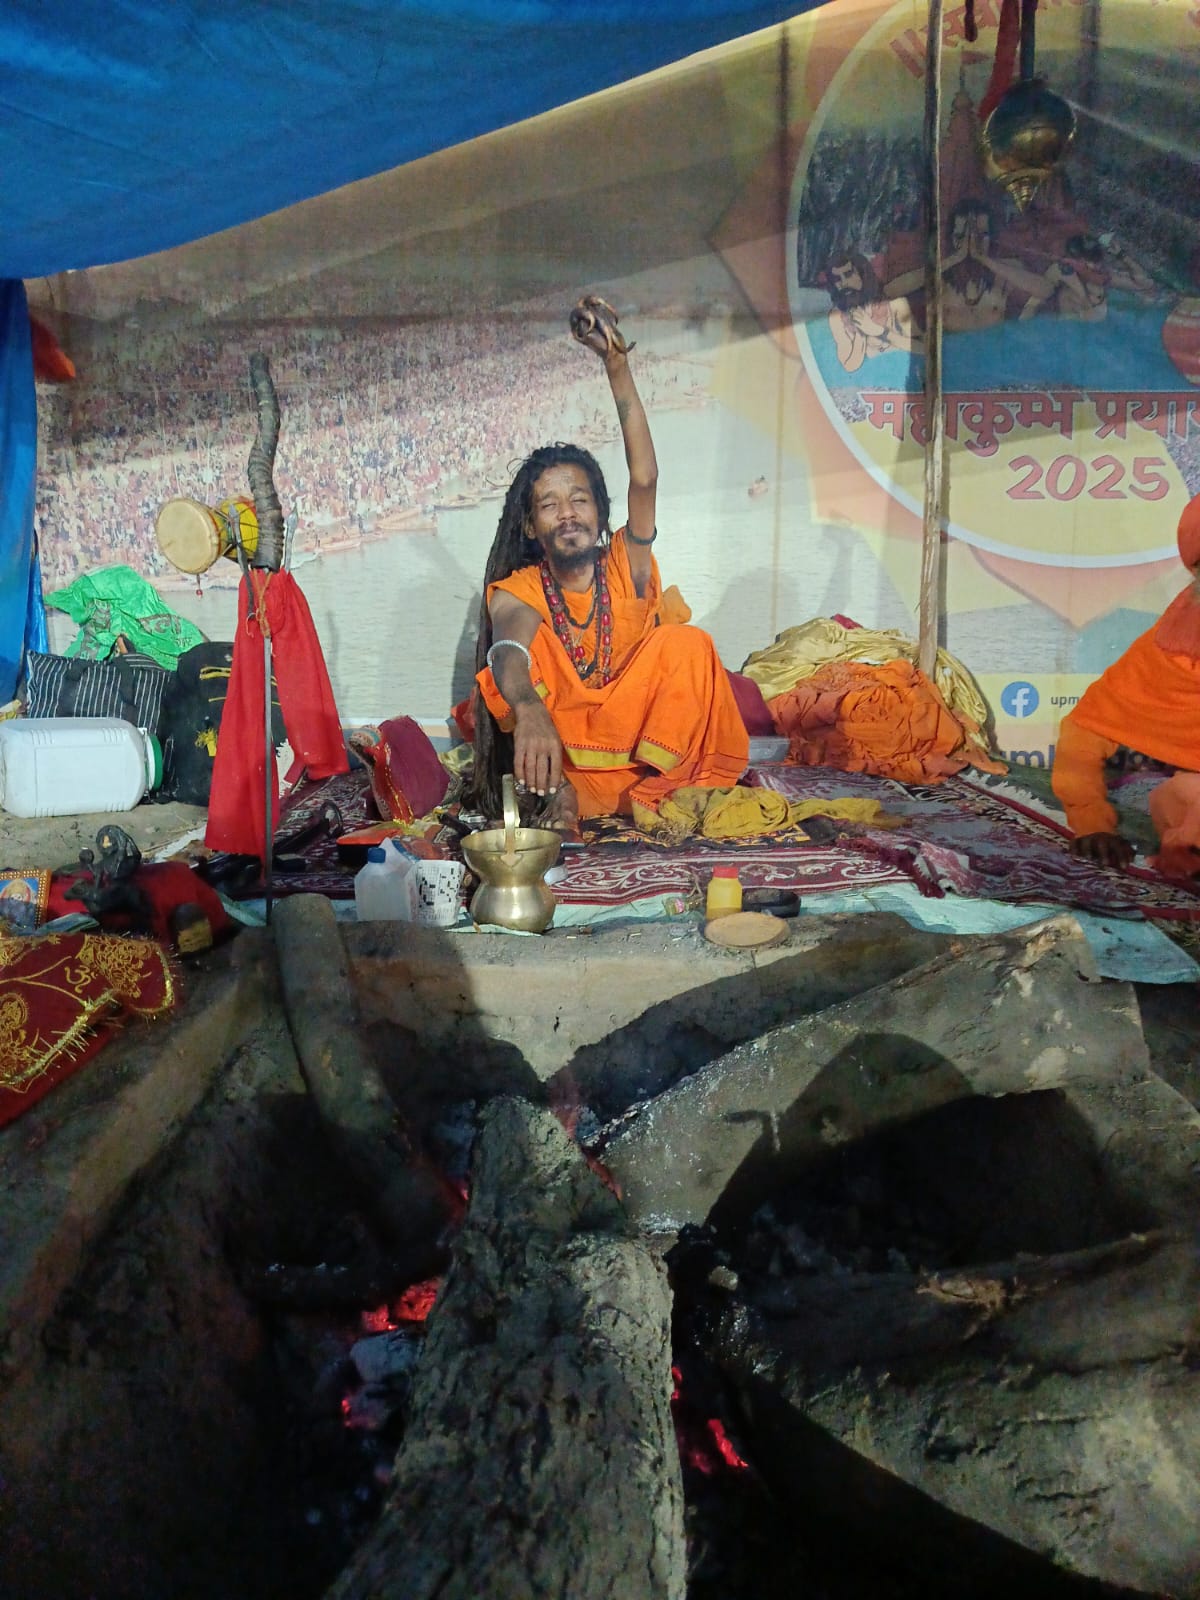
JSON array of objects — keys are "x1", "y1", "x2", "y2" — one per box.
[
  {"x1": 360, "y1": 1276, "x2": 443, "y2": 1334},
  {"x1": 671, "y1": 1364, "x2": 749, "y2": 1476},
  {"x1": 392, "y1": 1277, "x2": 441, "y2": 1323},
  {"x1": 705, "y1": 1417, "x2": 749, "y2": 1472}
]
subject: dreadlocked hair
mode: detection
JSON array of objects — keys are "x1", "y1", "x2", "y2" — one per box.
[{"x1": 469, "y1": 444, "x2": 611, "y2": 818}]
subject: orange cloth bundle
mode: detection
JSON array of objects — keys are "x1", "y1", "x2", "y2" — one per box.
[{"x1": 769, "y1": 659, "x2": 1004, "y2": 785}]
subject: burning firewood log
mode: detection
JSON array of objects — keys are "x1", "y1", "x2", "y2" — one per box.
[
  {"x1": 705, "y1": 1228, "x2": 1200, "y2": 1596},
  {"x1": 273, "y1": 894, "x2": 455, "y2": 1281},
  {"x1": 604, "y1": 915, "x2": 1200, "y2": 1236},
  {"x1": 325, "y1": 1097, "x2": 686, "y2": 1600}
]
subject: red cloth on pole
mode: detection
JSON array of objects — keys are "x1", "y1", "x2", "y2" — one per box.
[
  {"x1": 205, "y1": 571, "x2": 347, "y2": 856},
  {"x1": 979, "y1": 0, "x2": 1021, "y2": 122}
]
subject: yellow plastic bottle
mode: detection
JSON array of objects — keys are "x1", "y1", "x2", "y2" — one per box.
[{"x1": 706, "y1": 864, "x2": 742, "y2": 921}]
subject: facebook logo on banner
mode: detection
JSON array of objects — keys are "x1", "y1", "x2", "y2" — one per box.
[{"x1": 1000, "y1": 681, "x2": 1039, "y2": 718}]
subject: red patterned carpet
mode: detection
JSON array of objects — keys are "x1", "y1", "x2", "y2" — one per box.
[{"x1": 257, "y1": 764, "x2": 1200, "y2": 923}]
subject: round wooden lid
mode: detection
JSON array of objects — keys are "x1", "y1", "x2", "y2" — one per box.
[{"x1": 703, "y1": 911, "x2": 790, "y2": 950}]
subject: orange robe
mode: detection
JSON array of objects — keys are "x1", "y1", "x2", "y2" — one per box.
[
  {"x1": 1051, "y1": 625, "x2": 1200, "y2": 857},
  {"x1": 767, "y1": 658, "x2": 1003, "y2": 784},
  {"x1": 476, "y1": 529, "x2": 749, "y2": 820}
]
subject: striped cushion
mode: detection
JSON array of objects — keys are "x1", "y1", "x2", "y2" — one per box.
[{"x1": 24, "y1": 651, "x2": 170, "y2": 735}]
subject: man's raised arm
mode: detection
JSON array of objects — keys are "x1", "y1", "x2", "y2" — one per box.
[{"x1": 570, "y1": 297, "x2": 658, "y2": 597}]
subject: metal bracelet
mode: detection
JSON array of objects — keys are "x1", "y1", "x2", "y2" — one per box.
[
  {"x1": 625, "y1": 525, "x2": 658, "y2": 546},
  {"x1": 486, "y1": 638, "x2": 532, "y2": 672}
]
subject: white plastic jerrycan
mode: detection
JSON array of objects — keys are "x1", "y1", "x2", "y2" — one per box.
[{"x1": 0, "y1": 717, "x2": 162, "y2": 818}]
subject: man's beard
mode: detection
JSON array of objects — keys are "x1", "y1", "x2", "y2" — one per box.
[
  {"x1": 832, "y1": 285, "x2": 869, "y2": 311},
  {"x1": 549, "y1": 530, "x2": 597, "y2": 576}
]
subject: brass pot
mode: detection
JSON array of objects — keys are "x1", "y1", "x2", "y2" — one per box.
[{"x1": 460, "y1": 775, "x2": 561, "y2": 933}]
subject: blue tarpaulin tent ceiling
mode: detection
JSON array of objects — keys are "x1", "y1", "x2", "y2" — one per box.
[
  {"x1": 0, "y1": 0, "x2": 801, "y2": 700},
  {"x1": 0, "y1": 0, "x2": 800, "y2": 280},
  {"x1": 0, "y1": 282, "x2": 43, "y2": 703}
]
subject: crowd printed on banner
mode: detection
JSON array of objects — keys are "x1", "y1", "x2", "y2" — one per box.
[
  {"x1": 34, "y1": 309, "x2": 698, "y2": 589},
  {"x1": 859, "y1": 390, "x2": 1200, "y2": 462}
]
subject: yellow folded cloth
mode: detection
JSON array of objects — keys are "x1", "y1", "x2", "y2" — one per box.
[
  {"x1": 655, "y1": 785, "x2": 882, "y2": 840},
  {"x1": 741, "y1": 616, "x2": 990, "y2": 731}
]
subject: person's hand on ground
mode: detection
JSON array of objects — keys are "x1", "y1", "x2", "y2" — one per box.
[{"x1": 1071, "y1": 831, "x2": 1135, "y2": 870}]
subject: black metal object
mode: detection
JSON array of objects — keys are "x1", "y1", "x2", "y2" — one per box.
[
  {"x1": 198, "y1": 801, "x2": 345, "y2": 891},
  {"x1": 65, "y1": 824, "x2": 155, "y2": 930},
  {"x1": 1018, "y1": 0, "x2": 1038, "y2": 85}
]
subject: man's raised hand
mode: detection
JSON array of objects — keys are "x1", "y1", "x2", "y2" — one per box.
[{"x1": 569, "y1": 295, "x2": 636, "y2": 360}]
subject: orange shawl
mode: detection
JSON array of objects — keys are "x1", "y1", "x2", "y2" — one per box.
[{"x1": 483, "y1": 528, "x2": 689, "y2": 676}]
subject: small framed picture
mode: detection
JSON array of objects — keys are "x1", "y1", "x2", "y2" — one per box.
[{"x1": 0, "y1": 869, "x2": 51, "y2": 933}]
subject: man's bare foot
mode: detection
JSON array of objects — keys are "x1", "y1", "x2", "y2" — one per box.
[{"x1": 538, "y1": 782, "x2": 580, "y2": 833}]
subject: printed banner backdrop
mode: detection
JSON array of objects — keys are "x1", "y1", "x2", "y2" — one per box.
[{"x1": 27, "y1": 0, "x2": 1200, "y2": 752}]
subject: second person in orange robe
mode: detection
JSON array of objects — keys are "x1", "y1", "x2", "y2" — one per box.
[{"x1": 1051, "y1": 491, "x2": 1200, "y2": 877}]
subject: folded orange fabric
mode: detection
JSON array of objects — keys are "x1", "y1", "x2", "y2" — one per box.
[
  {"x1": 0, "y1": 931, "x2": 178, "y2": 1126},
  {"x1": 769, "y1": 659, "x2": 1004, "y2": 785}
]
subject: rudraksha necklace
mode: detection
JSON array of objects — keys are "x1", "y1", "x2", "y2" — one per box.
[{"x1": 540, "y1": 554, "x2": 613, "y2": 683}]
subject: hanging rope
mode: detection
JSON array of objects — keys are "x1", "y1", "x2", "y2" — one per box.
[
  {"x1": 918, "y1": 0, "x2": 946, "y2": 681},
  {"x1": 979, "y1": 0, "x2": 1022, "y2": 120}
]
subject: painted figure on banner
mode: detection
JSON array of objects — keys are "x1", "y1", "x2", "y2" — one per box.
[
  {"x1": 883, "y1": 197, "x2": 1060, "y2": 332},
  {"x1": 825, "y1": 252, "x2": 922, "y2": 372}
]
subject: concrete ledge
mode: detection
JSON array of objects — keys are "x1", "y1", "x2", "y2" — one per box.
[
  {"x1": 0, "y1": 932, "x2": 276, "y2": 1384},
  {"x1": 346, "y1": 913, "x2": 956, "y2": 1081}
]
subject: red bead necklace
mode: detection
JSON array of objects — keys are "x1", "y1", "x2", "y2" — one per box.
[{"x1": 540, "y1": 553, "x2": 613, "y2": 684}]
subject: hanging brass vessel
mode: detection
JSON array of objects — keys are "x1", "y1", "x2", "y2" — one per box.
[{"x1": 980, "y1": 79, "x2": 1077, "y2": 211}]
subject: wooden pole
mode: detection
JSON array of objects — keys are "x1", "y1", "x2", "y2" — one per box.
[{"x1": 918, "y1": 0, "x2": 946, "y2": 680}]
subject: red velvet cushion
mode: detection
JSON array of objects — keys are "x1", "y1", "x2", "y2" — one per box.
[{"x1": 725, "y1": 670, "x2": 776, "y2": 736}]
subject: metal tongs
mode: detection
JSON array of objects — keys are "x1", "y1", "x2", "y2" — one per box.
[{"x1": 501, "y1": 773, "x2": 520, "y2": 867}]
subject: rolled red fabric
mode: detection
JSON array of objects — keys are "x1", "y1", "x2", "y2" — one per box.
[{"x1": 205, "y1": 571, "x2": 347, "y2": 856}]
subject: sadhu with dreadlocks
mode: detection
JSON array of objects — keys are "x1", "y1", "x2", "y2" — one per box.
[{"x1": 471, "y1": 296, "x2": 748, "y2": 831}]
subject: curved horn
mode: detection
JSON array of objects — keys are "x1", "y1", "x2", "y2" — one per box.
[{"x1": 246, "y1": 352, "x2": 284, "y2": 571}]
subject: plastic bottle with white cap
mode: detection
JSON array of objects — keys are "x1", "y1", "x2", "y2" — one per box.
[{"x1": 353, "y1": 840, "x2": 416, "y2": 921}]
